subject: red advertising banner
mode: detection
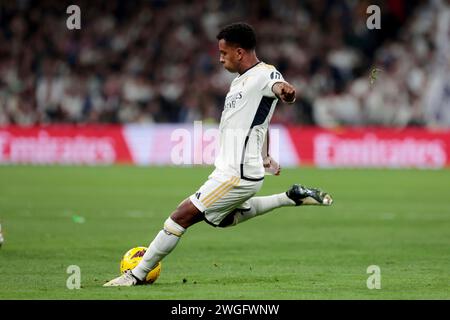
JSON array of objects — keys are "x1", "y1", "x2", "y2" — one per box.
[
  {"x1": 0, "y1": 125, "x2": 132, "y2": 164},
  {"x1": 1, "y1": 125, "x2": 449, "y2": 168},
  {"x1": 287, "y1": 127, "x2": 450, "y2": 168}
]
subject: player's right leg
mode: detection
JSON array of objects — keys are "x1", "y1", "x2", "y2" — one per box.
[{"x1": 219, "y1": 184, "x2": 333, "y2": 227}]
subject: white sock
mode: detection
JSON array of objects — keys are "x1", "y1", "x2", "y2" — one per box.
[
  {"x1": 231, "y1": 192, "x2": 295, "y2": 226},
  {"x1": 132, "y1": 217, "x2": 185, "y2": 281}
]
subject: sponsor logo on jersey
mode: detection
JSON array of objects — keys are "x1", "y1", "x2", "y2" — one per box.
[{"x1": 224, "y1": 91, "x2": 243, "y2": 109}]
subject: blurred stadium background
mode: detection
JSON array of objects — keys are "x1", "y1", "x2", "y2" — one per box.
[
  {"x1": 0, "y1": 0, "x2": 450, "y2": 300},
  {"x1": 0, "y1": 0, "x2": 449, "y2": 168},
  {"x1": 0, "y1": 0, "x2": 449, "y2": 127}
]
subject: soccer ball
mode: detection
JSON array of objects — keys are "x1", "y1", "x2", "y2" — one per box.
[{"x1": 120, "y1": 246, "x2": 161, "y2": 284}]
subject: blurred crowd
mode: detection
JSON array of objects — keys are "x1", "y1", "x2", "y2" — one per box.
[{"x1": 0, "y1": 0, "x2": 449, "y2": 127}]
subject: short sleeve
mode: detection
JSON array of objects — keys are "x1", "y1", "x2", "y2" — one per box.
[{"x1": 261, "y1": 69, "x2": 287, "y2": 97}]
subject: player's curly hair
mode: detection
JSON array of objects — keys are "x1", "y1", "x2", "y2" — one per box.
[{"x1": 216, "y1": 22, "x2": 256, "y2": 50}]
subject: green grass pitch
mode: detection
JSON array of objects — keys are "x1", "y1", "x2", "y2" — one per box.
[{"x1": 0, "y1": 166, "x2": 449, "y2": 299}]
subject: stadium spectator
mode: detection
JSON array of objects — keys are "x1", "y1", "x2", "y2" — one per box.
[{"x1": 0, "y1": 0, "x2": 448, "y2": 127}]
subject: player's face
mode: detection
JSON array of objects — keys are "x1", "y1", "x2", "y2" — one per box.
[{"x1": 218, "y1": 39, "x2": 241, "y2": 73}]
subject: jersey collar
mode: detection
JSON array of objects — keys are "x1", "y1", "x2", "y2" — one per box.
[{"x1": 238, "y1": 61, "x2": 262, "y2": 77}]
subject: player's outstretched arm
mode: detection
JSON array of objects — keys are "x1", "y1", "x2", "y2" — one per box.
[
  {"x1": 262, "y1": 129, "x2": 281, "y2": 176},
  {"x1": 272, "y1": 82, "x2": 296, "y2": 104}
]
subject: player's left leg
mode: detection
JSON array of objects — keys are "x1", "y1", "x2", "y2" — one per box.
[
  {"x1": 103, "y1": 198, "x2": 203, "y2": 287},
  {"x1": 103, "y1": 172, "x2": 244, "y2": 287},
  {"x1": 129, "y1": 199, "x2": 203, "y2": 282},
  {"x1": 218, "y1": 184, "x2": 333, "y2": 227}
]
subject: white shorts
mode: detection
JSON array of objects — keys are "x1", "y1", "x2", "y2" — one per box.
[{"x1": 189, "y1": 170, "x2": 263, "y2": 226}]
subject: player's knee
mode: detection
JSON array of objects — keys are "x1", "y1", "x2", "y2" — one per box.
[
  {"x1": 175, "y1": 197, "x2": 190, "y2": 210},
  {"x1": 168, "y1": 212, "x2": 189, "y2": 230},
  {"x1": 170, "y1": 199, "x2": 203, "y2": 229}
]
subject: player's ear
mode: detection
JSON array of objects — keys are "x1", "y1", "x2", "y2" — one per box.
[{"x1": 236, "y1": 48, "x2": 244, "y2": 61}]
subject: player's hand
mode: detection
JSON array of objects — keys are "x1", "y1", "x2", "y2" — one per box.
[
  {"x1": 273, "y1": 82, "x2": 296, "y2": 104},
  {"x1": 279, "y1": 82, "x2": 296, "y2": 104},
  {"x1": 263, "y1": 156, "x2": 281, "y2": 176}
]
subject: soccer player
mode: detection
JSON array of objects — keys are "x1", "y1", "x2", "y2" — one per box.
[{"x1": 104, "y1": 22, "x2": 333, "y2": 286}]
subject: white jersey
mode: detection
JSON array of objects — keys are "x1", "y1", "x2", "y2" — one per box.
[{"x1": 213, "y1": 62, "x2": 286, "y2": 181}]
